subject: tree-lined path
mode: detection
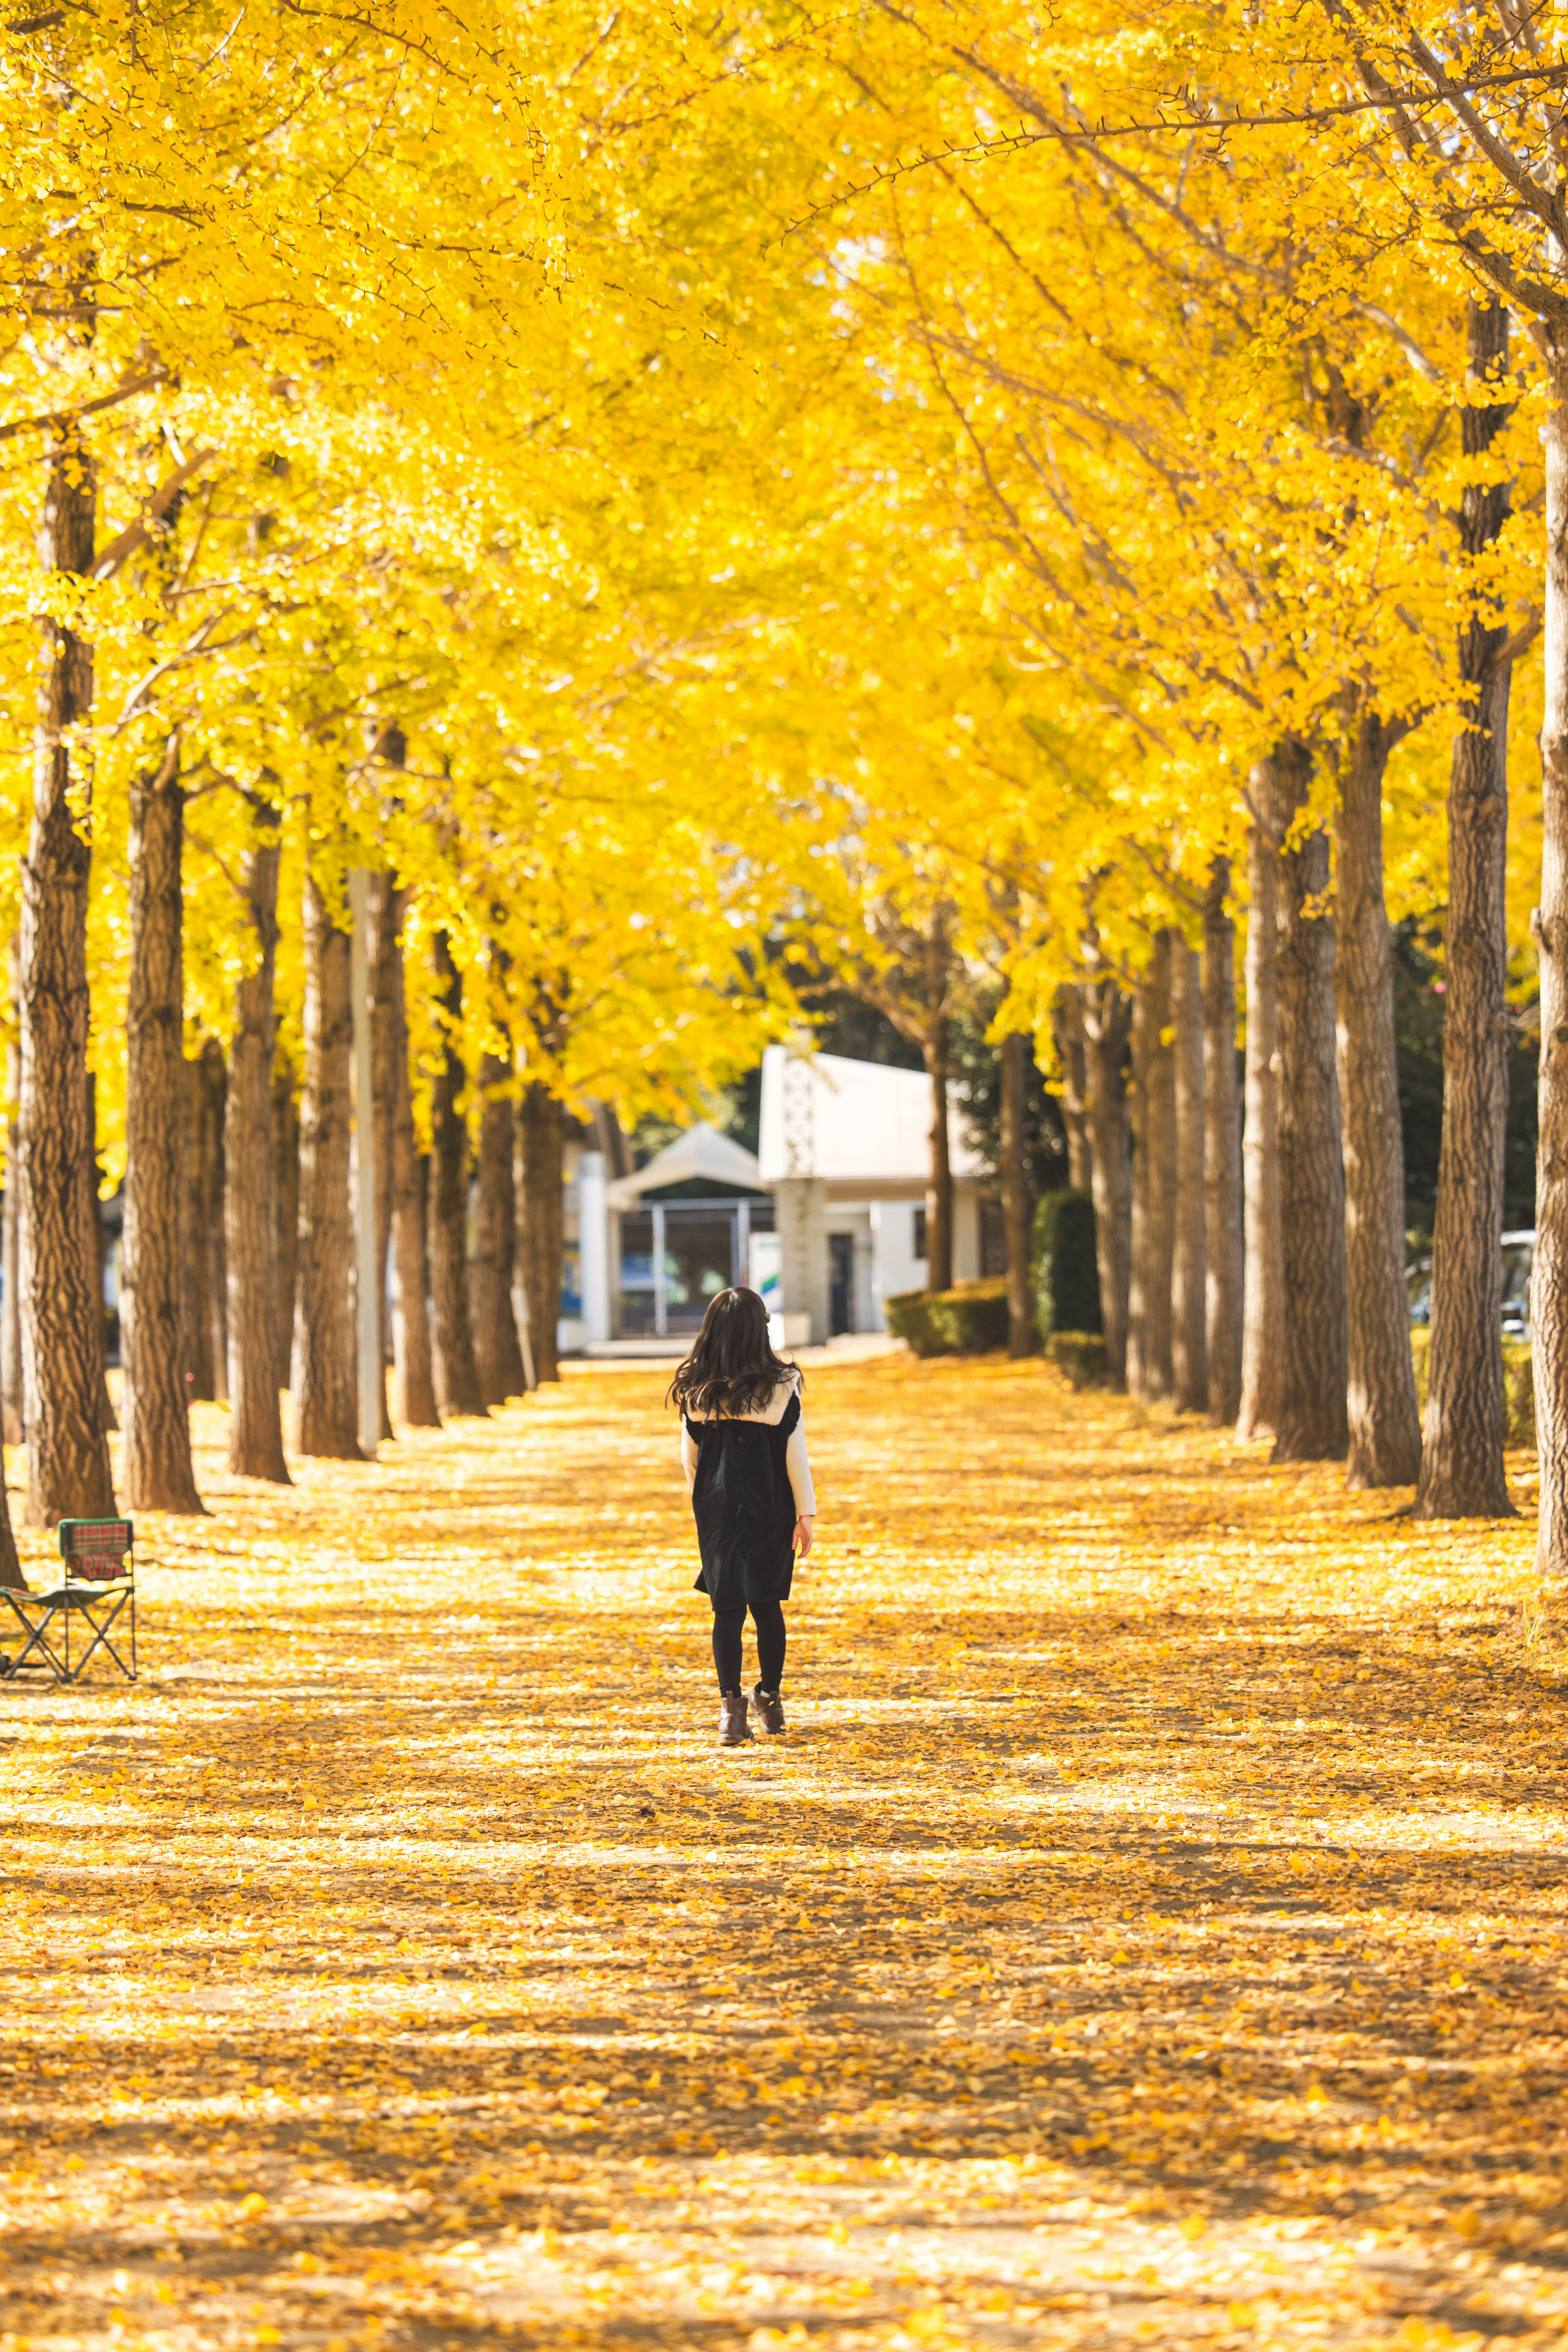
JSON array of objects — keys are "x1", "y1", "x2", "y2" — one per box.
[{"x1": 0, "y1": 1361, "x2": 1563, "y2": 2348}]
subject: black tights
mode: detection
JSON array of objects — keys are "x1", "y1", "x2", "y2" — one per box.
[{"x1": 712, "y1": 1600, "x2": 786, "y2": 1695}]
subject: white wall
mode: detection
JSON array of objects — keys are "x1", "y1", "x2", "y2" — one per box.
[
  {"x1": 870, "y1": 1199, "x2": 926, "y2": 1325},
  {"x1": 758, "y1": 1046, "x2": 984, "y2": 1184}
]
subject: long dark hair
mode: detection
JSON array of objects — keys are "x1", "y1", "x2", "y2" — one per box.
[{"x1": 667, "y1": 1286, "x2": 801, "y2": 1419}]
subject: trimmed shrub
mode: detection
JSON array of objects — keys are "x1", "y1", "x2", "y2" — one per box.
[
  {"x1": 885, "y1": 1278, "x2": 1010, "y2": 1358},
  {"x1": 1409, "y1": 1326, "x2": 1535, "y2": 1448},
  {"x1": 1047, "y1": 1331, "x2": 1107, "y2": 1389},
  {"x1": 1031, "y1": 1188, "x2": 1101, "y2": 1341}
]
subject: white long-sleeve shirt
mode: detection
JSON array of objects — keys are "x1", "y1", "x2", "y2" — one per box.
[{"x1": 679, "y1": 1373, "x2": 817, "y2": 1519}]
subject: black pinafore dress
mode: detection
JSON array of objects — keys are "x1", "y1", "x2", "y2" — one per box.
[{"x1": 684, "y1": 1390, "x2": 802, "y2": 1612}]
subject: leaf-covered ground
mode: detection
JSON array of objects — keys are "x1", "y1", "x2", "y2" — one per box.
[{"x1": 0, "y1": 1353, "x2": 1564, "y2": 2351}]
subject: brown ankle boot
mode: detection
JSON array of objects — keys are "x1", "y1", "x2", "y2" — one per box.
[
  {"x1": 718, "y1": 1691, "x2": 753, "y2": 1746},
  {"x1": 753, "y1": 1685, "x2": 786, "y2": 1736}
]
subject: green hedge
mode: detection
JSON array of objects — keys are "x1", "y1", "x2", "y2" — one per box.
[
  {"x1": 1410, "y1": 1326, "x2": 1535, "y2": 1448},
  {"x1": 1031, "y1": 1189, "x2": 1101, "y2": 1341},
  {"x1": 885, "y1": 1279, "x2": 1010, "y2": 1357},
  {"x1": 1047, "y1": 1331, "x2": 1108, "y2": 1389}
]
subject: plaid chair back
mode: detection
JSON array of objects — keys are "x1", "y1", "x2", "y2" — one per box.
[{"x1": 57, "y1": 1519, "x2": 134, "y2": 1583}]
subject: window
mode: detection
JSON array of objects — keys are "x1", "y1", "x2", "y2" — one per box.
[{"x1": 912, "y1": 1206, "x2": 927, "y2": 1262}]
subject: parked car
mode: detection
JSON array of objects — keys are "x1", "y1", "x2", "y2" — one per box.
[{"x1": 1406, "y1": 1229, "x2": 1534, "y2": 1335}]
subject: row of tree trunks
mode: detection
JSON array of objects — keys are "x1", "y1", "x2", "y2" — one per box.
[
  {"x1": 20, "y1": 423, "x2": 116, "y2": 1528},
  {"x1": 122, "y1": 734, "x2": 204, "y2": 1513},
  {"x1": 1170, "y1": 934, "x2": 1207, "y2": 1414},
  {"x1": 428, "y1": 932, "x2": 486, "y2": 1417},
  {"x1": 1113, "y1": 903, "x2": 1247, "y2": 1425},
  {"x1": 1203, "y1": 862, "x2": 1245, "y2": 1425},
  {"x1": 365, "y1": 874, "x2": 399, "y2": 1441},
  {"x1": 474, "y1": 1050, "x2": 527, "y2": 1403},
  {"x1": 1127, "y1": 931, "x2": 1176, "y2": 1402},
  {"x1": 228, "y1": 805, "x2": 291, "y2": 1484},
  {"x1": 1080, "y1": 976, "x2": 1132, "y2": 1386},
  {"x1": 1000, "y1": 1030, "x2": 1035, "y2": 1358},
  {"x1": 292, "y1": 867, "x2": 361, "y2": 1458},
  {"x1": 922, "y1": 916, "x2": 955, "y2": 1296},
  {"x1": 1238, "y1": 813, "x2": 1284, "y2": 1438},
  {"x1": 387, "y1": 891, "x2": 440, "y2": 1426},
  {"x1": 517, "y1": 1081, "x2": 564, "y2": 1386}
]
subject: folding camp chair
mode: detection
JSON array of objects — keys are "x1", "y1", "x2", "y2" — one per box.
[{"x1": 0, "y1": 1518, "x2": 136, "y2": 1685}]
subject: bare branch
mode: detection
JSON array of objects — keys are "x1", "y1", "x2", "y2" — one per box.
[
  {"x1": 93, "y1": 446, "x2": 219, "y2": 582},
  {"x1": 0, "y1": 365, "x2": 167, "y2": 444}
]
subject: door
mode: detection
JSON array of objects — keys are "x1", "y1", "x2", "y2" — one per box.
[{"x1": 829, "y1": 1232, "x2": 853, "y2": 1337}]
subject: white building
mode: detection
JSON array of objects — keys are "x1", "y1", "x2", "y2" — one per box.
[
  {"x1": 575, "y1": 1049, "x2": 994, "y2": 1350},
  {"x1": 754, "y1": 1046, "x2": 989, "y2": 1343}
]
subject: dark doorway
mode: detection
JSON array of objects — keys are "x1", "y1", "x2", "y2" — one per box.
[
  {"x1": 829, "y1": 1233, "x2": 853, "y2": 1337},
  {"x1": 662, "y1": 1209, "x2": 735, "y2": 1334}
]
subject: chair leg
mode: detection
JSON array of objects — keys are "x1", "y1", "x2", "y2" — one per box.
[
  {"x1": 0, "y1": 1599, "x2": 69, "y2": 1680},
  {"x1": 70, "y1": 1592, "x2": 136, "y2": 1684}
]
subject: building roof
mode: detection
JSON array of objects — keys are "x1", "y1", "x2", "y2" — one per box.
[
  {"x1": 756, "y1": 1046, "x2": 984, "y2": 1186},
  {"x1": 606, "y1": 1122, "x2": 767, "y2": 1211}
]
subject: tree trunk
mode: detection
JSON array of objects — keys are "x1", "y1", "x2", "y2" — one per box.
[
  {"x1": 922, "y1": 921, "x2": 953, "y2": 1293},
  {"x1": 1421, "y1": 297, "x2": 1516, "y2": 1521},
  {"x1": 271, "y1": 1061, "x2": 299, "y2": 1396},
  {"x1": 3, "y1": 949, "x2": 24, "y2": 1446},
  {"x1": 1271, "y1": 745, "x2": 1350, "y2": 1462},
  {"x1": 1, "y1": 1102, "x2": 19, "y2": 1446},
  {"x1": 1335, "y1": 712, "x2": 1424, "y2": 1487},
  {"x1": 517, "y1": 1080, "x2": 564, "y2": 1384},
  {"x1": 122, "y1": 733, "x2": 204, "y2": 1512},
  {"x1": 474, "y1": 1050, "x2": 526, "y2": 1402},
  {"x1": 292, "y1": 866, "x2": 360, "y2": 1458},
  {"x1": 427, "y1": 930, "x2": 486, "y2": 1416},
  {"x1": 1127, "y1": 933, "x2": 1176, "y2": 1402},
  {"x1": 388, "y1": 894, "x2": 439, "y2": 1427},
  {"x1": 1053, "y1": 988, "x2": 1094, "y2": 1191},
  {"x1": 1538, "y1": 336, "x2": 1568, "y2": 1569},
  {"x1": 200, "y1": 1041, "x2": 228, "y2": 1401},
  {"x1": 1202, "y1": 858, "x2": 1244, "y2": 1425},
  {"x1": 18, "y1": 419, "x2": 116, "y2": 1527},
  {"x1": 365, "y1": 874, "x2": 398, "y2": 1440},
  {"x1": 1238, "y1": 816, "x2": 1285, "y2": 1437},
  {"x1": 181, "y1": 1048, "x2": 216, "y2": 1402},
  {"x1": 1170, "y1": 932, "x2": 1208, "y2": 1413},
  {"x1": 1081, "y1": 976, "x2": 1131, "y2": 1386},
  {"x1": 227, "y1": 809, "x2": 291, "y2": 1483},
  {"x1": 1000, "y1": 1029, "x2": 1035, "y2": 1355},
  {"x1": 0, "y1": 1444, "x2": 21, "y2": 1588},
  {"x1": 82, "y1": 1079, "x2": 116, "y2": 1433}
]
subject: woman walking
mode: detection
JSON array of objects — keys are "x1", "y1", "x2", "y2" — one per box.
[{"x1": 670, "y1": 1286, "x2": 816, "y2": 1745}]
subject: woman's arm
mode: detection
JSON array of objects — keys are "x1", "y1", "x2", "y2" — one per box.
[
  {"x1": 680, "y1": 1422, "x2": 699, "y2": 1492},
  {"x1": 785, "y1": 1413, "x2": 816, "y2": 1522}
]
